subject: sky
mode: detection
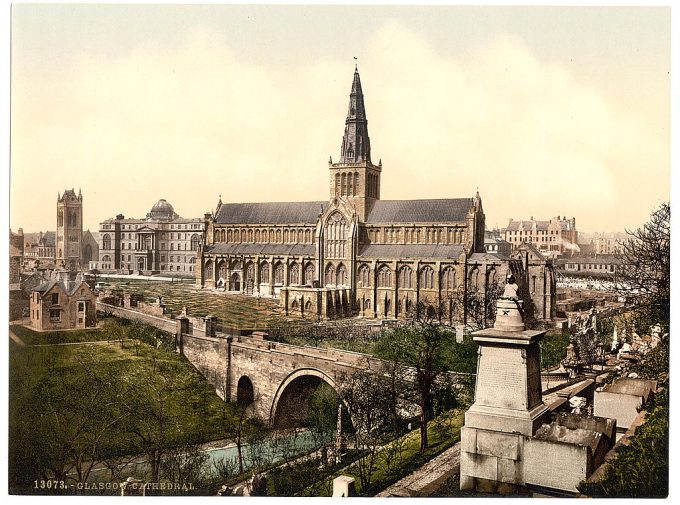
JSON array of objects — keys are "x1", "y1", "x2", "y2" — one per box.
[{"x1": 9, "y1": 4, "x2": 671, "y2": 234}]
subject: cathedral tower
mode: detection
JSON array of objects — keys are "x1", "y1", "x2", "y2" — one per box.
[
  {"x1": 329, "y1": 66, "x2": 382, "y2": 221},
  {"x1": 56, "y1": 188, "x2": 83, "y2": 269}
]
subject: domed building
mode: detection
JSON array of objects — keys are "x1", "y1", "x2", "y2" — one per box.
[
  {"x1": 147, "y1": 199, "x2": 179, "y2": 221},
  {"x1": 98, "y1": 199, "x2": 206, "y2": 276}
]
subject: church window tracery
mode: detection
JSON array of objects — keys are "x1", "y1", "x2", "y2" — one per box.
[
  {"x1": 420, "y1": 266, "x2": 435, "y2": 289},
  {"x1": 274, "y1": 262, "x2": 284, "y2": 284},
  {"x1": 336, "y1": 263, "x2": 347, "y2": 286},
  {"x1": 325, "y1": 212, "x2": 347, "y2": 259},
  {"x1": 399, "y1": 265, "x2": 413, "y2": 289},
  {"x1": 358, "y1": 264, "x2": 370, "y2": 287},
  {"x1": 325, "y1": 263, "x2": 335, "y2": 286},
  {"x1": 377, "y1": 265, "x2": 392, "y2": 288}
]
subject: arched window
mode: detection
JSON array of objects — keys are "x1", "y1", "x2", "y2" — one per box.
[
  {"x1": 399, "y1": 266, "x2": 413, "y2": 289},
  {"x1": 442, "y1": 266, "x2": 457, "y2": 290},
  {"x1": 325, "y1": 212, "x2": 348, "y2": 259},
  {"x1": 274, "y1": 262, "x2": 284, "y2": 284},
  {"x1": 325, "y1": 263, "x2": 336, "y2": 286},
  {"x1": 305, "y1": 229, "x2": 312, "y2": 243},
  {"x1": 336, "y1": 263, "x2": 347, "y2": 286},
  {"x1": 102, "y1": 234, "x2": 111, "y2": 250},
  {"x1": 191, "y1": 234, "x2": 201, "y2": 251},
  {"x1": 469, "y1": 267, "x2": 480, "y2": 290},
  {"x1": 260, "y1": 262, "x2": 270, "y2": 282},
  {"x1": 284, "y1": 229, "x2": 290, "y2": 243},
  {"x1": 102, "y1": 254, "x2": 111, "y2": 262},
  {"x1": 304, "y1": 262, "x2": 315, "y2": 285},
  {"x1": 420, "y1": 266, "x2": 434, "y2": 289},
  {"x1": 246, "y1": 262, "x2": 255, "y2": 282},
  {"x1": 341, "y1": 173, "x2": 347, "y2": 196},
  {"x1": 204, "y1": 259, "x2": 214, "y2": 280},
  {"x1": 255, "y1": 229, "x2": 261, "y2": 242},
  {"x1": 358, "y1": 264, "x2": 370, "y2": 287},
  {"x1": 335, "y1": 173, "x2": 341, "y2": 196},
  {"x1": 218, "y1": 260, "x2": 228, "y2": 280},
  {"x1": 276, "y1": 229, "x2": 282, "y2": 243},
  {"x1": 377, "y1": 265, "x2": 392, "y2": 288},
  {"x1": 289, "y1": 262, "x2": 300, "y2": 285}
]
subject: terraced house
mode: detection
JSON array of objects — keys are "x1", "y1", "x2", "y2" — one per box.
[{"x1": 197, "y1": 68, "x2": 556, "y2": 323}]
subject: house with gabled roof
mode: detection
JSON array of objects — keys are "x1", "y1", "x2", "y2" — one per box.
[{"x1": 29, "y1": 271, "x2": 97, "y2": 330}]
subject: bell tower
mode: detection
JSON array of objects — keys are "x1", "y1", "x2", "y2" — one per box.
[
  {"x1": 329, "y1": 66, "x2": 382, "y2": 221},
  {"x1": 56, "y1": 188, "x2": 83, "y2": 270}
]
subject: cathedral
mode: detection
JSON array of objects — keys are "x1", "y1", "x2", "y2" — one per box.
[{"x1": 197, "y1": 68, "x2": 556, "y2": 324}]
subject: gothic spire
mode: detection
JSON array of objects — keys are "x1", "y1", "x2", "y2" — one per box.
[{"x1": 339, "y1": 67, "x2": 371, "y2": 163}]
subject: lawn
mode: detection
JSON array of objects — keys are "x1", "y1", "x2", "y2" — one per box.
[
  {"x1": 8, "y1": 320, "x2": 232, "y2": 493},
  {"x1": 100, "y1": 277, "x2": 290, "y2": 329},
  {"x1": 10, "y1": 318, "x2": 128, "y2": 346},
  {"x1": 300, "y1": 409, "x2": 465, "y2": 496}
]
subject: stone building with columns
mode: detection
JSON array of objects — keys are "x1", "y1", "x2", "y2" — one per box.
[
  {"x1": 98, "y1": 199, "x2": 205, "y2": 276},
  {"x1": 197, "y1": 68, "x2": 556, "y2": 323}
]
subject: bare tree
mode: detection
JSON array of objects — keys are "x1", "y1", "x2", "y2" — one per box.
[{"x1": 616, "y1": 202, "x2": 670, "y2": 329}]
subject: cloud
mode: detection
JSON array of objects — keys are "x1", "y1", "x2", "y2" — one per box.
[{"x1": 11, "y1": 21, "x2": 668, "y2": 233}]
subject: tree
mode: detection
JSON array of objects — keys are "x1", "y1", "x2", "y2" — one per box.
[
  {"x1": 374, "y1": 313, "x2": 456, "y2": 450},
  {"x1": 338, "y1": 368, "x2": 404, "y2": 491},
  {"x1": 616, "y1": 202, "x2": 670, "y2": 329}
]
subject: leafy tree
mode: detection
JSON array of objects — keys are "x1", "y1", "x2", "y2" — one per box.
[
  {"x1": 338, "y1": 368, "x2": 404, "y2": 491},
  {"x1": 374, "y1": 315, "x2": 456, "y2": 450},
  {"x1": 616, "y1": 202, "x2": 670, "y2": 329}
]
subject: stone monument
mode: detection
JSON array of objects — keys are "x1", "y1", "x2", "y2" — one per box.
[{"x1": 460, "y1": 275, "x2": 615, "y2": 495}]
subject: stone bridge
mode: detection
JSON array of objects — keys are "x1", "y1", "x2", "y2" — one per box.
[
  {"x1": 97, "y1": 300, "x2": 471, "y2": 426},
  {"x1": 179, "y1": 332, "x2": 391, "y2": 426}
]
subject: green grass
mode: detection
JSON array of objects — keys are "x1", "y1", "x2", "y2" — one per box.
[
  {"x1": 8, "y1": 320, "x2": 232, "y2": 493},
  {"x1": 300, "y1": 409, "x2": 465, "y2": 496},
  {"x1": 9, "y1": 318, "x2": 128, "y2": 346},
  {"x1": 540, "y1": 331, "x2": 571, "y2": 369},
  {"x1": 100, "y1": 277, "x2": 289, "y2": 329}
]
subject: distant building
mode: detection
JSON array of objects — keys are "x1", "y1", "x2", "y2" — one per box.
[
  {"x1": 503, "y1": 216, "x2": 578, "y2": 257},
  {"x1": 555, "y1": 254, "x2": 621, "y2": 278},
  {"x1": 98, "y1": 199, "x2": 205, "y2": 276},
  {"x1": 56, "y1": 189, "x2": 84, "y2": 270},
  {"x1": 23, "y1": 231, "x2": 56, "y2": 270},
  {"x1": 81, "y1": 230, "x2": 99, "y2": 269},
  {"x1": 30, "y1": 271, "x2": 97, "y2": 330},
  {"x1": 484, "y1": 230, "x2": 511, "y2": 257}
]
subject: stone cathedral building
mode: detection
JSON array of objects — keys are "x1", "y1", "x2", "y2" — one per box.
[{"x1": 197, "y1": 68, "x2": 556, "y2": 323}]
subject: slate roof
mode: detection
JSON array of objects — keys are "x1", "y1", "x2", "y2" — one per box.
[
  {"x1": 214, "y1": 202, "x2": 326, "y2": 225},
  {"x1": 469, "y1": 252, "x2": 511, "y2": 262},
  {"x1": 40, "y1": 231, "x2": 56, "y2": 247},
  {"x1": 213, "y1": 198, "x2": 474, "y2": 225},
  {"x1": 506, "y1": 220, "x2": 550, "y2": 232},
  {"x1": 515, "y1": 241, "x2": 546, "y2": 260},
  {"x1": 34, "y1": 279, "x2": 89, "y2": 297},
  {"x1": 205, "y1": 243, "x2": 316, "y2": 257},
  {"x1": 366, "y1": 199, "x2": 473, "y2": 223},
  {"x1": 358, "y1": 243, "x2": 464, "y2": 259}
]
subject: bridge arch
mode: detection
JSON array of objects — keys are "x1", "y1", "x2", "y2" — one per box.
[
  {"x1": 269, "y1": 368, "x2": 340, "y2": 428},
  {"x1": 236, "y1": 375, "x2": 254, "y2": 406}
]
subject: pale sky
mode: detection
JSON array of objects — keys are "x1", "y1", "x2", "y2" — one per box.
[{"x1": 9, "y1": 4, "x2": 671, "y2": 234}]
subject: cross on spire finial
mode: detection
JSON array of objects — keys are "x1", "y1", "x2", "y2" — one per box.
[{"x1": 354, "y1": 56, "x2": 357, "y2": 71}]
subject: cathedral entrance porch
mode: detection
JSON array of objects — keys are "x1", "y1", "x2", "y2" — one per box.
[{"x1": 280, "y1": 286, "x2": 352, "y2": 320}]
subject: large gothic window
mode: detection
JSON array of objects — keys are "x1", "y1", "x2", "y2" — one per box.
[
  {"x1": 289, "y1": 262, "x2": 300, "y2": 285},
  {"x1": 260, "y1": 262, "x2": 269, "y2": 283},
  {"x1": 325, "y1": 263, "x2": 336, "y2": 286},
  {"x1": 442, "y1": 266, "x2": 457, "y2": 290},
  {"x1": 274, "y1": 262, "x2": 284, "y2": 284},
  {"x1": 420, "y1": 266, "x2": 435, "y2": 289},
  {"x1": 304, "y1": 262, "x2": 315, "y2": 285},
  {"x1": 325, "y1": 212, "x2": 348, "y2": 259},
  {"x1": 246, "y1": 262, "x2": 255, "y2": 282},
  {"x1": 102, "y1": 234, "x2": 111, "y2": 250},
  {"x1": 377, "y1": 265, "x2": 392, "y2": 288},
  {"x1": 204, "y1": 260, "x2": 214, "y2": 280},
  {"x1": 336, "y1": 264, "x2": 347, "y2": 286},
  {"x1": 218, "y1": 260, "x2": 228, "y2": 280},
  {"x1": 358, "y1": 264, "x2": 370, "y2": 287},
  {"x1": 399, "y1": 266, "x2": 413, "y2": 289}
]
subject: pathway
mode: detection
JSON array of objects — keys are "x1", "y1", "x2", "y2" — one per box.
[{"x1": 375, "y1": 442, "x2": 461, "y2": 497}]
